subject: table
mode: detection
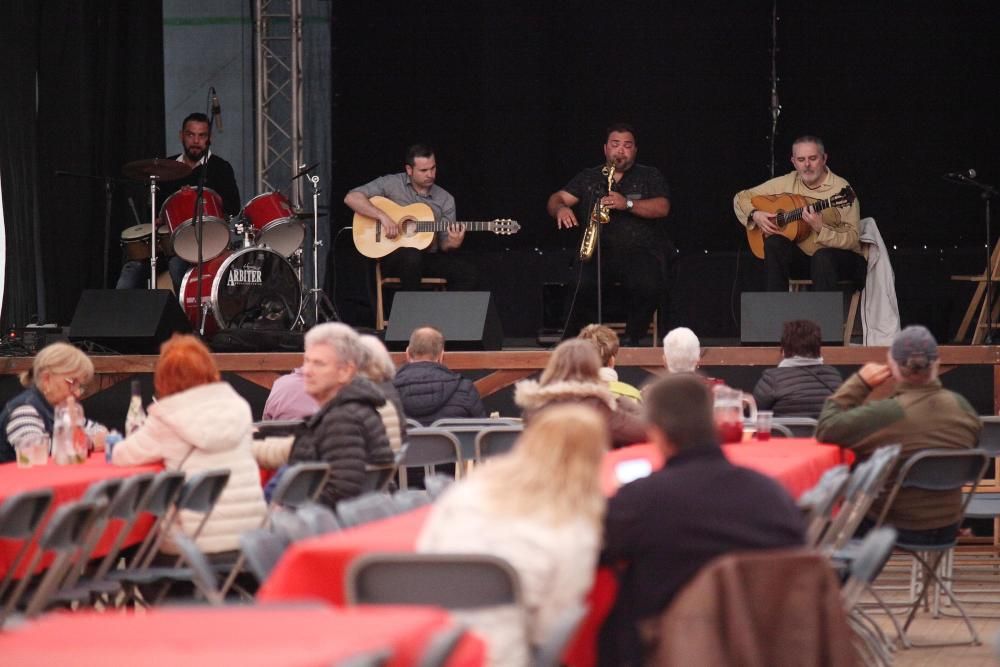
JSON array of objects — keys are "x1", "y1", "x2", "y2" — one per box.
[
  {"x1": 0, "y1": 453, "x2": 161, "y2": 578},
  {"x1": 0, "y1": 603, "x2": 485, "y2": 666},
  {"x1": 601, "y1": 439, "x2": 852, "y2": 499},
  {"x1": 259, "y1": 439, "x2": 847, "y2": 666}
]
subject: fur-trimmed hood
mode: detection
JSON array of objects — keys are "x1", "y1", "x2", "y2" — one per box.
[{"x1": 514, "y1": 379, "x2": 617, "y2": 413}]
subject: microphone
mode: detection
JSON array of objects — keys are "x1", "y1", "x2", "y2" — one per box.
[
  {"x1": 210, "y1": 87, "x2": 223, "y2": 132},
  {"x1": 945, "y1": 168, "x2": 977, "y2": 180}
]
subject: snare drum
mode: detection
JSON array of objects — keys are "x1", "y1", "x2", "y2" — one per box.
[
  {"x1": 120, "y1": 224, "x2": 173, "y2": 261},
  {"x1": 179, "y1": 246, "x2": 301, "y2": 336},
  {"x1": 243, "y1": 192, "x2": 304, "y2": 257},
  {"x1": 159, "y1": 186, "x2": 230, "y2": 263}
]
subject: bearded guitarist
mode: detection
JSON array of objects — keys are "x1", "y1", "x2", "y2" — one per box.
[
  {"x1": 733, "y1": 135, "x2": 866, "y2": 292},
  {"x1": 344, "y1": 143, "x2": 477, "y2": 291}
]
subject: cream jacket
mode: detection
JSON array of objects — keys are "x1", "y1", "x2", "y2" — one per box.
[{"x1": 112, "y1": 382, "x2": 267, "y2": 554}]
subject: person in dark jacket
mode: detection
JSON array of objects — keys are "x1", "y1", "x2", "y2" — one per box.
[
  {"x1": 393, "y1": 326, "x2": 485, "y2": 425},
  {"x1": 287, "y1": 323, "x2": 393, "y2": 509},
  {"x1": 753, "y1": 319, "x2": 843, "y2": 419},
  {"x1": 600, "y1": 374, "x2": 805, "y2": 665}
]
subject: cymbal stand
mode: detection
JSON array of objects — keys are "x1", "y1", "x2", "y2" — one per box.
[
  {"x1": 297, "y1": 173, "x2": 338, "y2": 327},
  {"x1": 147, "y1": 175, "x2": 161, "y2": 289}
]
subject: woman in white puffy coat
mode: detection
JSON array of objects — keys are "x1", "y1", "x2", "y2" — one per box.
[{"x1": 112, "y1": 335, "x2": 267, "y2": 557}]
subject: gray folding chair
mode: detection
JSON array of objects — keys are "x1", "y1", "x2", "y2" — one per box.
[
  {"x1": 117, "y1": 470, "x2": 187, "y2": 574},
  {"x1": 268, "y1": 462, "x2": 331, "y2": 510},
  {"x1": 417, "y1": 625, "x2": 468, "y2": 667},
  {"x1": 872, "y1": 448, "x2": 990, "y2": 648},
  {"x1": 10, "y1": 499, "x2": 103, "y2": 621},
  {"x1": 399, "y1": 428, "x2": 462, "y2": 490},
  {"x1": 337, "y1": 492, "x2": 397, "y2": 528},
  {"x1": 474, "y1": 425, "x2": 523, "y2": 462},
  {"x1": 171, "y1": 529, "x2": 224, "y2": 605},
  {"x1": 392, "y1": 489, "x2": 433, "y2": 513},
  {"x1": 773, "y1": 416, "x2": 819, "y2": 438},
  {"x1": 797, "y1": 464, "x2": 850, "y2": 547},
  {"x1": 820, "y1": 444, "x2": 902, "y2": 552},
  {"x1": 116, "y1": 469, "x2": 232, "y2": 605},
  {"x1": 362, "y1": 443, "x2": 407, "y2": 493},
  {"x1": 0, "y1": 489, "x2": 53, "y2": 609},
  {"x1": 239, "y1": 528, "x2": 291, "y2": 583},
  {"x1": 840, "y1": 527, "x2": 898, "y2": 667},
  {"x1": 346, "y1": 552, "x2": 522, "y2": 609},
  {"x1": 294, "y1": 501, "x2": 342, "y2": 536},
  {"x1": 53, "y1": 472, "x2": 157, "y2": 606},
  {"x1": 430, "y1": 418, "x2": 522, "y2": 461}
]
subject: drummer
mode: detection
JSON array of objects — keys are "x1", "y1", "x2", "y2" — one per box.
[{"x1": 116, "y1": 112, "x2": 241, "y2": 291}]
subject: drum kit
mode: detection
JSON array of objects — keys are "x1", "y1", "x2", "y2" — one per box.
[{"x1": 120, "y1": 158, "x2": 334, "y2": 336}]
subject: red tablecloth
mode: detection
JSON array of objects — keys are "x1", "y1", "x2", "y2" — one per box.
[
  {"x1": 601, "y1": 438, "x2": 851, "y2": 499},
  {"x1": 259, "y1": 439, "x2": 848, "y2": 667},
  {"x1": 0, "y1": 603, "x2": 485, "y2": 667},
  {"x1": 0, "y1": 453, "x2": 161, "y2": 578}
]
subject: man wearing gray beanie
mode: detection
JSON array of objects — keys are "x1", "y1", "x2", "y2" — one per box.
[{"x1": 816, "y1": 325, "x2": 981, "y2": 544}]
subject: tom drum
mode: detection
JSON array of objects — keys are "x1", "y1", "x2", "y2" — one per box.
[
  {"x1": 242, "y1": 191, "x2": 304, "y2": 257},
  {"x1": 160, "y1": 186, "x2": 230, "y2": 263}
]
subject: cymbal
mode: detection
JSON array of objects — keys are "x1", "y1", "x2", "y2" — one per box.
[
  {"x1": 122, "y1": 158, "x2": 192, "y2": 182},
  {"x1": 292, "y1": 210, "x2": 328, "y2": 219}
]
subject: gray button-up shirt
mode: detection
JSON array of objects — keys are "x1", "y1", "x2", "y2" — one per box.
[{"x1": 350, "y1": 172, "x2": 456, "y2": 251}]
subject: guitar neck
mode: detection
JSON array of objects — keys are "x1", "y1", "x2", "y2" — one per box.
[
  {"x1": 408, "y1": 221, "x2": 497, "y2": 232},
  {"x1": 783, "y1": 197, "x2": 834, "y2": 223}
]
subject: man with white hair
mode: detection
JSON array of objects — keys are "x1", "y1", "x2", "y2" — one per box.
[
  {"x1": 816, "y1": 325, "x2": 981, "y2": 543},
  {"x1": 662, "y1": 327, "x2": 701, "y2": 374},
  {"x1": 287, "y1": 323, "x2": 393, "y2": 509}
]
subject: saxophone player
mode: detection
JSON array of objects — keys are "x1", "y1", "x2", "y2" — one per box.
[{"x1": 546, "y1": 123, "x2": 672, "y2": 346}]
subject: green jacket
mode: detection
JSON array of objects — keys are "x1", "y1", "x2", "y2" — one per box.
[{"x1": 816, "y1": 372, "x2": 981, "y2": 530}]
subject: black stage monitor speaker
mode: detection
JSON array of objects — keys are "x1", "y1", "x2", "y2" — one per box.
[
  {"x1": 69, "y1": 289, "x2": 192, "y2": 354},
  {"x1": 741, "y1": 292, "x2": 844, "y2": 344},
  {"x1": 384, "y1": 291, "x2": 503, "y2": 351}
]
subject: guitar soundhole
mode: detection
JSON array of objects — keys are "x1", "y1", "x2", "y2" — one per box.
[{"x1": 400, "y1": 219, "x2": 416, "y2": 237}]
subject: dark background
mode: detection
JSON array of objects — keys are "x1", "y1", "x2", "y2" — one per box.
[{"x1": 3, "y1": 1, "x2": 999, "y2": 342}]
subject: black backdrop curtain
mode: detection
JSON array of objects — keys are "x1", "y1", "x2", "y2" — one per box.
[{"x1": 0, "y1": 1, "x2": 165, "y2": 330}]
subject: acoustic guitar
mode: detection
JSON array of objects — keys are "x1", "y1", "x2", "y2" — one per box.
[
  {"x1": 745, "y1": 186, "x2": 855, "y2": 260},
  {"x1": 353, "y1": 196, "x2": 520, "y2": 259}
]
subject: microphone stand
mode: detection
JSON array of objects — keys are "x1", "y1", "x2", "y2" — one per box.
[
  {"x1": 193, "y1": 90, "x2": 214, "y2": 335},
  {"x1": 296, "y1": 172, "x2": 338, "y2": 327}
]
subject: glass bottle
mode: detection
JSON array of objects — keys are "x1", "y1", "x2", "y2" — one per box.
[{"x1": 125, "y1": 380, "x2": 146, "y2": 435}]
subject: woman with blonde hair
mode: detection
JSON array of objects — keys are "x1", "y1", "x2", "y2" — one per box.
[
  {"x1": 112, "y1": 334, "x2": 266, "y2": 558},
  {"x1": 417, "y1": 403, "x2": 609, "y2": 666},
  {"x1": 358, "y1": 334, "x2": 408, "y2": 452},
  {"x1": 514, "y1": 338, "x2": 646, "y2": 447},
  {"x1": 0, "y1": 342, "x2": 95, "y2": 462}
]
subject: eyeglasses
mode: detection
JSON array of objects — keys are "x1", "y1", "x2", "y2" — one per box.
[{"x1": 64, "y1": 377, "x2": 88, "y2": 394}]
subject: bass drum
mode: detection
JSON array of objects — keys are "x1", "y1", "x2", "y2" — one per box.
[{"x1": 179, "y1": 247, "x2": 301, "y2": 336}]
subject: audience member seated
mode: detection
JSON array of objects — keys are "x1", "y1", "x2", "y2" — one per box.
[
  {"x1": 359, "y1": 334, "x2": 408, "y2": 452},
  {"x1": 0, "y1": 342, "x2": 97, "y2": 463},
  {"x1": 417, "y1": 404, "x2": 608, "y2": 666},
  {"x1": 515, "y1": 339, "x2": 646, "y2": 448},
  {"x1": 393, "y1": 325, "x2": 485, "y2": 425},
  {"x1": 285, "y1": 323, "x2": 393, "y2": 509},
  {"x1": 816, "y1": 325, "x2": 981, "y2": 544},
  {"x1": 752, "y1": 319, "x2": 842, "y2": 419},
  {"x1": 262, "y1": 367, "x2": 319, "y2": 421},
  {"x1": 112, "y1": 335, "x2": 267, "y2": 558},
  {"x1": 599, "y1": 374, "x2": 805, "y2": 665},
  {"x1": 578, "y1": 324, "x2": 642, "y2": 416}
]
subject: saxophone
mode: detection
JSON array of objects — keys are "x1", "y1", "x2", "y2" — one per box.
[{"x1": 578, "y1": 161, "x2": 616, "y2": 262}]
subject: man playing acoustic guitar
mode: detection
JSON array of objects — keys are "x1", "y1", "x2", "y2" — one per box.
[
  {"x1": 345, "y1": 143, "x2": 478, "y2": 292},
  {"x1": 733, "y1": 135, "x2": 866, "y2": 292}
]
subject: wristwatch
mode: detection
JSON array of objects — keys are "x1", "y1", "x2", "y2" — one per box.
[{"x1": 625, "y1": 199, "x2": 634, "y2": 211}]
